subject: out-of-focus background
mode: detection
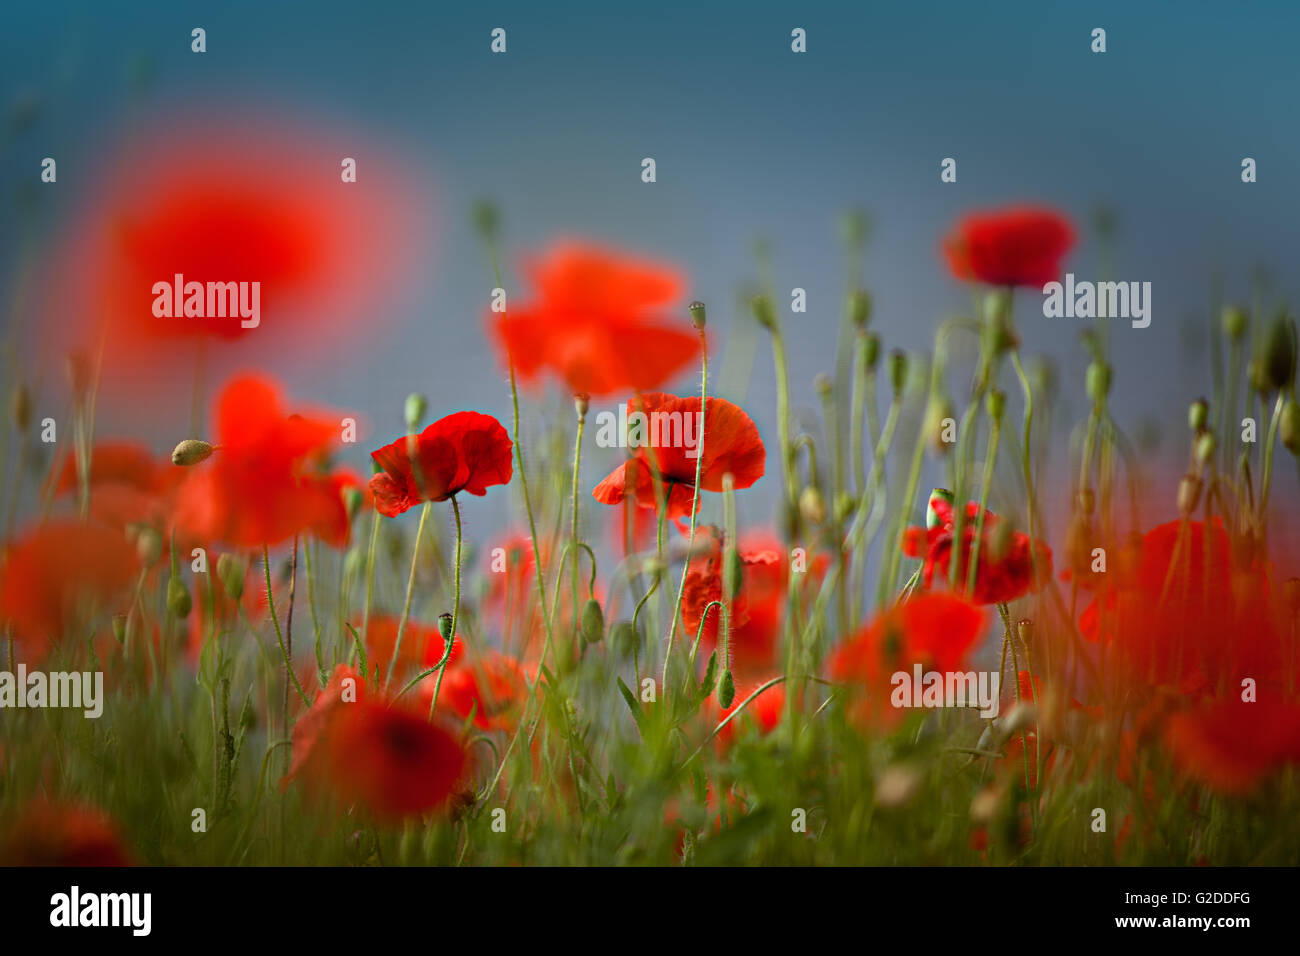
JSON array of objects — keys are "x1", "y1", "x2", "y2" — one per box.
[{"x1": 2, "y1": 0, "x2": 1298, "y2": 544}]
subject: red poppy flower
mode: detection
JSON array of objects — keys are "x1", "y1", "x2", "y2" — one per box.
[
  {"x1": 419, "y1": 649, "x2": 527, "y2": 732},
  {"x1": 1165, "y1": 697, "x2": 1300, "y2": 795},
  {"x1": 0, "y1": 520, "x2": 139, "y2": 657},
  {"x1": 362, "y1": 613, "x2": 449, "y2": 681},
  {"x1": 592, "y1": 393, "x2": 765, "y2": 520},
  {"x1": 942, "y1": 206, "x2": 1075, "y2": 288},
  {"x1": 46, "y1": 116, "x2": 425, "y2": 409},
  {"x1": 172, "y1": 374, "x2": 356, "y2": 548},
  {"x1": 369, "y1": 411, "x2": 513, "y2": 518},
  {"x1": 681, "y1": 529, "x2": 785, "y2": 675},
  {"x1": 490, "y1": 241, "x2": 701, "y2": 397},
  {"x1": 0, "y1": 799, "x2": 132, "y2": 866},
  {"x1": 901, "y1": 490, "x2": 1052, "y2": 605},
  {"x1": 284, "y1": 664, "x2": 466, "y2": 821},
  {"x1": 708, "y1": 675, "x2": 786, "y2": 748},
  {"x1": 829, "y1": 593, "x2": 987, "y2": 728}
]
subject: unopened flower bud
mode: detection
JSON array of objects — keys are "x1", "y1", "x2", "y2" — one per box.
[
  {"x1": 850, "y1": 289, "x2": 872, "y2": 329},
  {"x1": 1220, "y1": 306, "x2": 1247, "y2": 341},
  {"x1": 834, "y1": 491, "x2": 855, "y2": 524},
  {"x1": 1261, "y1": 313, "x2": 1296, "y2": 393},
  {"x1": 472, "y1": 200, "x2": 500, "y2": 241},
  {"x1": 862, "y1": 332, "x2": 881, "y2": 370},
  {"x1": 985, "y1": 389, "x2": 1006, "y2": 423},
  {"x1": 888, "y1": 350, "x2": 908, "y2": 397},
  {"x1": 405, "y1": 393, "x2": 428, "y2": 431},
  {"x1": 1195, "y1": 430, "x2": 1216, "y2": 467},
  {"x1": 342, "y1": 485, "x2": 364, "y2": 522},
  {"x1": 926, "y1": 488, "x2": 954, "y2": 529},
  {"x1": 688, "y1": 300, "x2": 706, "y2": 330},
  {"x1": 750, "y1": 295, "x2": 776, "y2": 330},
  {"x1": 167, "y1": 575, "x2": 192, "y2": 618},
  {"x1": 717, "y1": 669, "x2": 736, "y2": 709},
  {"x1": 610, "y1": 620, "x2": 639, "y2": 658},
  {"x1": 1188, "y1": 398, "x2": 1209, "y2": 432},
  {"x1": 574, "y1": 393, "x2": 589, "y2": 419},
  {"x1": 171, "y1": 439, "x2": 214, "y2": 466},
  {"x1": 580, "y1": 598, "x2": 604, "y2": 645},
  {"x1": 438, "y1": 612, "x2": 454, "y2": 644},
  {"x1": 217, "y1": 553, "x2": 245, "y2": 600},
  {"x1": 135, "y1": 526, "x2": 163, "y2": 565},
  {"x1": 814, "y1": 372, "x2": 832, "y2": 399},
  {"x1": 1085, "y1": 361, "x2": 1111, "y2": 404},
  {"x1": 799, "y1": 485, "x2": 827, "y2": 525},
  {"x1": 1280, "y1": 399, "x2": 1300, "y2": 456}
]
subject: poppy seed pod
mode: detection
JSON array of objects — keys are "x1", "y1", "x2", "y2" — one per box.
[
  {"x1": 134, "y1": 526, "x2": 163, "y2": 565},
  {"x1": 1194, "y1": 430, "x2": 1217, "y2": 467},
  {"x1": 1221, "y1": 305, "x2": 1248, "y2": 341},
  {"x1": 166, "y1": 575, "x2": 192, "y2": 618},
  {"x1": 1280, "y1": 399, "x2": 1300, "y2": 456},
  {"x1": 799, "y1": 485, "x2": 827, "y2": 525},
  {"x1": 888, "y1": 350, "x2": 908, "y2": 397},
  {"x1": 1188, "y1": 398, "x2": 1209, "y2": 432},
  {"x1": 1177, "y1": 473, "x2": 1202, "y2": 515},
  {"x1": 580, "y1": 598, "x2": 604, "y2": 644},
  {"x1": 688, "y1": 300, "x2": 706, "y2": 330},
  {"x1": 850, "y1": 289, "x2": 872, "y2": 329},
  {"x1": 574, "y1": 393, "x2": 590, "y2": 419},
  {"x1": 171, "y1": 439, "x2": 214, "y2": 466}
]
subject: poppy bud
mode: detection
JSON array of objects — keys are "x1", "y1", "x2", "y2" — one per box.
[
  {"x1": 717, "y1": 669, "x2": 736, "y2": 709},
  {"x1": 1221, "y1": 306, "x2": 1248, "y2": 341},
  {"x1": 985, "y1": 389, "x2": 1006, "y2": 423},
  {"x1": 217, "y1": 553, "x2": 245, "y2": 601},
  {"x1": 926, "y1": 488, "x2": 954, "y2": 529},
  {"x1": 860, "y1": 333, "x2": 880, "y2": 373},
  {"x1": 1085, "y1": 361, "x2": 1111, "y2": 404},
  {"x1": 840, "y1": 209, "x2": 869, "y2": 248},
  {"x1": 1177, "y1": 473, "x2": 1202, "y2": 515},
  {"x1": 135, "y1": 526, "x2": 162, "y2": 565},
  {"x1": 472, "y1": 200, "x2": 500, "y2": 241},
  {"x1": 888, "y1": 350, "x2": 908, "y2": 397},
  {"x1": 1247, "y1": 358, "x2": 1269, "y2": 396},
  {"x1": 574, "y1": 393, "x2": 589, "y2": 419},
  {"x1": 1076, "y1": 486, "x2": 1095, "y2": 516},
  {"x1": 834, "y1": 491, "x2": 855, "y2": 524},
  {"x1": 814, "y1": 372, "x2": 832, "y2": 399},
  {"x1": 1194, "y1": 431, "x2": 1216, "y2": 467},
  {"x1": 688, "y1": 300, "x2": 706, "y2": 330},
  {"x1": 750, "y1": 295, "x2": 776, "y2": 330},
  {"x1": 850, "y1": 289, "x2": 872, "y2": 329},
  {"x1": 610, "y1": 620, "x2": 640, "y2": 658},
  {"x1": 167, "y1": 575, "x2": 192, "y2": 619},
  {"x1": 799, "y1": 485, "x2": 827, "y2": 525},
  {"x1": 111, "y1": 614, "x2": 128, "y2": 645},
  {"x1": 10, "y1": 382, "x2": 31, "y2": 432},
  {"x1": 438, "y1": 612, "x2": 454, "y2": 644},
  {"x1": 724, "y1": 546, "x2": 744, "y2": 601},
  {"x1": 1260, "y1": 313, "x2": 1297, "y2": 392},
  {"x1": 1188, "y1": 398, "x2": 1209, "y2": 432},
  {"x1": 171, "y1": 439, "x2": 214, "y2": 466},
  {"x1": 1016, "y1": 619, "x2": 1033, "y2": 648},
  {"x1": 342, "y1": 485, "x2": 364, "y2": 522},
  {"x1": 404, "y1": 393, "x2": 427, "y2": 431},
  {"x1": 923, "y1": 396, "x2": 955, "y2": 457},
  {"x1": 1280, "y1": 399, "x2": 1300, "y2": 456},
  {"x1": 982, "y1": 291, "x2": 1017, "y2": 355},
  {"x1": 580, "y1": 598, "x2": 604, "y2": 644}
]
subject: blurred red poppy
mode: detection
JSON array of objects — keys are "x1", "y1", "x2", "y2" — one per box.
[
  {"x1": 0, "y1": 799, "x2": 132, "y2": 866},
  {"x1": 369, "y1": 411, "x2": 512, "y2": 517},
  {"x1": 0, "y1": 519, "x2": 139, "y2": 657},
  {"x1": 47, "y1": 441, "x2": 183, "y2": 535},
  {"x1": 1165, "y1": 697, "x2": 1300, "y2": 795},
  {"x1": 681, "y1": 528, "x2": 785, "y2": 675},
  {"x1": 592, "y1": 393, "x2": 765, "y2": 520},
  {"x1": 172, "y1": 374, "x2": 357, "y2": 548},
  {"x1": 490, "y1": 242, "x2": 700, "y2": 397},
  {"x1": 829, "y1": 593, "x2": 987, "y2": 727},
  {"x1": 901, "y1": 491, "x2": 1051, "y2": 605},
  {"x1": 419, "y1": 648, "x2": 527, "y2": 732},
  {"x1": 284, "y1": 664, "x2": 466, "y2": 821},
  {"x1": 943, "y1": 206, "x2": 1074, "y2": 288}
]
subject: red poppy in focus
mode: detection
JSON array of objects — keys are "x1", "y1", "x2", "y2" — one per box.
[
  {"x1": 942, "y1": 206, "x2": 1074, "y2": 288},
  {"x1": 829, "y1": 593, "x2": 987, "y2": 727},
  {"x1": 284, "y1": 665, "x2": 466, "y2": 821},
  {"x1": 901, "y1": 489, "x2": 1051, "y2": 605},
  {"x1": 592, "y1": 393, "x2": 765, "y2": 520},
  {"x1": 681, "y1": 529, "x2": 785, "y2": 676},
  {"x1": 490, "y1": 242, "x2": 701, "y2": 397},
  {"x1": 1165, "y1": 697, "x2": 1300, "y2": 795},
  {"x1": 0, "y1": 799, "x2": 133, "y2": 866},
  {"x1": 369, "y1": 411, "x2": 513, "y2": 518},
  {"x1": 171, "y1": 375, "x2": 357, "y2": 548},
  {"x1": 0, "y1": 520, "x2": 139, "y2": 657}
]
